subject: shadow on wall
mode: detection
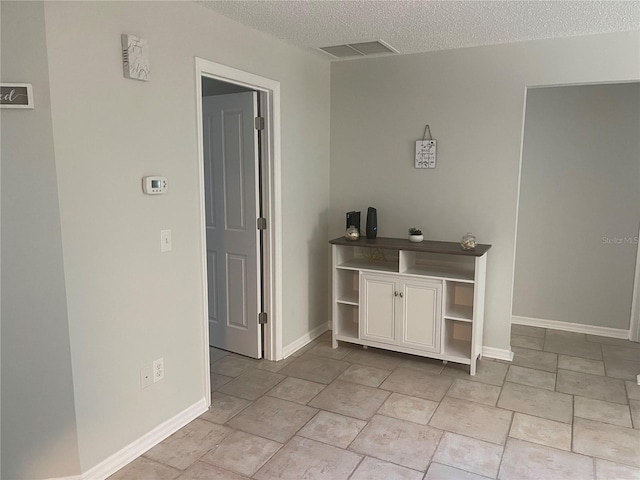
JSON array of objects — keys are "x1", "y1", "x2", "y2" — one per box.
[{"x1": 308, "y1": 209, "x2": 330, "y2": 333}]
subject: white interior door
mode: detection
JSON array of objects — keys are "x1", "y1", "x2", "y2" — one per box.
[{"x1": 203, "y1": 91, "x2": 261, "y2": 358}]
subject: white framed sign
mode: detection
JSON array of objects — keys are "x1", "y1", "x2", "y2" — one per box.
[
  {"x1": 1, "y1": 83, "x2": 34, "y2": 109},
  {"x1": 415, "y1": 139, "x2": 436, "y2": 169}
]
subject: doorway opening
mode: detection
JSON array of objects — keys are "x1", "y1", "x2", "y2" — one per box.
[
  {"x1": 195, "y1": 58, "x2": 283, "y2": 400},
  {"x1": 510, "y1": 81, "x2": 640, "y2": 342},
  {"x1": 202, "y1": 81, "x2": 262, "y2": 359}
]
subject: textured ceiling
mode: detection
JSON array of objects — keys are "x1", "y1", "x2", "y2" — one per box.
[{"x1": 201, "y1": 1, "x2": 640, "y2": 59}]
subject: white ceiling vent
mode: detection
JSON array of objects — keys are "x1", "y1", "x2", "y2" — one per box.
[
  {"x1": 319, "y1": 44, "x2": 364, "y2": 58},
  {"x1": 319, "y1": 40, "x2": 398, "y2": 59}
]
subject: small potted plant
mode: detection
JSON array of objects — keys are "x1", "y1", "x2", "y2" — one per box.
[{"x1": 408, "y1": 227, "x2": 424, "y2": 243}]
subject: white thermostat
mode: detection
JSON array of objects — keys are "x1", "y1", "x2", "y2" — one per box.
[{"x1": 142, "y1": 176, "x2": 168, "y2": 195}]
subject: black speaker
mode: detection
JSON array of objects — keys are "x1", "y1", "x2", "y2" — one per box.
[
  {"x1": 346, "y1": 211, "x2": 361, "y2": 231},
  {"x1": 366, "y1": 207, "x2": 377, "y2": 239}
]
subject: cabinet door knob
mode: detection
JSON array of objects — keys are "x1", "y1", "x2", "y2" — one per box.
[
  {"x1": 399, "y1": 292, "x2": 404, "y2": 298},
  {"x1": 394, "y1": 291, "x2": 398, "y2": 296}
]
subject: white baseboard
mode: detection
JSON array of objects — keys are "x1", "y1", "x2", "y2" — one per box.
[
  {"x1": 79, "y1": 398, "x2": 208, "y2": 480},
  {"x1": 46, "y1": 476, "x2": 82, "y2": 480},
  {"x1": 482, "y1": 346, "x2": 514, "y2": 361},
  {"x1": 512, "y1": 315, "x2": 630, "y2": 339},
  {"x1": 282, "y1": 323, "x2": 328, "y2": 358}
]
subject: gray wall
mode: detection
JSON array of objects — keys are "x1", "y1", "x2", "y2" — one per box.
[
  {"x1": 513, "y1": 83, "x2": 640, "y2": 329},
  {"x1": 41, "y1": 1, "x2": 330, "y2": 472},
  {"x1": 0, "y1": 2, "x2": 81, "y2": 478},
  {"x1": 330, "y1": 31, "x2": 640, "y2": 351}
]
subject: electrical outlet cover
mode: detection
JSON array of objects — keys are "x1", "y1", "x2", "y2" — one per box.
[{"x1": 153, "y1": 357, "x2": 164, "y2": 383}]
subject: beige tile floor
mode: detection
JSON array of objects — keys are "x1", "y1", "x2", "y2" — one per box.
[{"x1": 111, "y1": 327, "x2": 640, "y2": 480}]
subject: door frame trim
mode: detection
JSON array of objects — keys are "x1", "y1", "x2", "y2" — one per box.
[
  {"x1": 629, "y1": 223, "x2": 640, "y2": 342},
  {"x1": 195, "y1": 58, "x2": 283, "y2": 399}
]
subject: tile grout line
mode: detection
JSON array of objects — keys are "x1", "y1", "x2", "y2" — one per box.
[
  {"x1": 345, "y1": 455, "x2": 366, "y2": 480},
  {"x1": 428, "y1": 426, "x2": 509, "y2": 479},
  {"x1": 495, "y1": 437, "x2": 508, "y2": 480},
  {"x1": 346, "y1": 451, "x2": 427, "y2": 478},
  {"x1": 424, "y1": 428, "x2": 446, "y2": 477},
  {"x1": 156, "y1": 333, "x2": 639, "y2": 479},
  {"x1": 496, "y1": 402, "x2": 517, "y2": 478}
]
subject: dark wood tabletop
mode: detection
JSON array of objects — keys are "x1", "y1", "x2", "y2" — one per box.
[{"x1": 329, "y1": 236, "x2": 491, "y2": 257}]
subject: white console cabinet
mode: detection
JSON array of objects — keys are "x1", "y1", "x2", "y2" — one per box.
[
  {"x1": 330, "y1": 237, "x2": 491, "y2": 375},
  {"x1": 361, "y1": 273, "x2": 442, "y2": 353}
]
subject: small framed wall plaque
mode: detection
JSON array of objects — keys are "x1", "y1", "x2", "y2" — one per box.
[
  {"x1": 415, "y1": 124, "x2": 436, "y2": 169},
  {"x1": 1, "y1": 83, "x2": 34, "y2": 109},
  {"x1": 415, "y1": 139, "x2": 436, "y2": 169}
]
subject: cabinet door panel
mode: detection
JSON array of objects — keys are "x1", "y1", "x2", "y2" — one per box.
[
  {"x1": 360, "y1": 274, "x2": 397, "y2": 345},
  {"x1": 400, "y1": 279, "x2": 442, "y2": 353}
]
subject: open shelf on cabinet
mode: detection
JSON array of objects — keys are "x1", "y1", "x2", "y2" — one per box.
[
  {"x1": 335, "y1": 245, "x2": 399, "y2": 273},
  {"x1": 337, "y1": 291, "x2": 359, "y2": 305},
  {"x1": 444, "y1": 305, "x2": 473, "y2": 322},
  {"x1": 338, "y1": 259, "x2": 398, "y2": 273},
  {"x1": 444, "y1": 338, "x2": 473, "y2": 361},
  {"x1": 335, "y1": 269, "x2": 359, "y2": 305},
  {"x1": 403, "y1": 266, "x2": 474, "y2": 282},
  {"x1": 444, "y1": 282, "x2": 474, "y2": 322},
  {"x1": 334, "y1": 303, "x2": 359, "y2": 341},
  {"x1": 400, "y1": 251, "x2": 475, "y2": 282},
  {"x1": 443, "y1": 319, "x2": 472, "y2": 360}
]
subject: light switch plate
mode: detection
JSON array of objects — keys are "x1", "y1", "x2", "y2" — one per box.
[{"x1": 160, "y1": 229, "x2": 171, "y2": 252}]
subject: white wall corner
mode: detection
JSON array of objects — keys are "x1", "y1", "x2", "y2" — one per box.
[
  {"x1": 282, "y1": 323, "x2": 328, "y2": 358},
  {"x1": 512, "y1": 315, "x2": 630, "y2": 339},
  {"x1": 78, "y1": 398, "x2": 208, "y2": 480},
  {"x1": 482, "y1": 346, "x2": 514, "y2": 362}
]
